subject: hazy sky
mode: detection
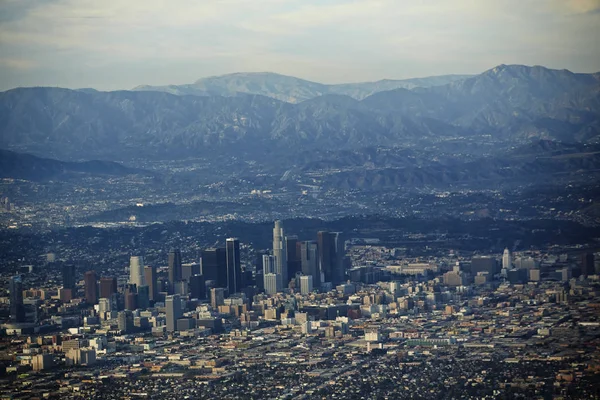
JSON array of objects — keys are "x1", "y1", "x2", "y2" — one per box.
[{"x1": 0, "y1": 0, "x2": 599, "y2": 90}]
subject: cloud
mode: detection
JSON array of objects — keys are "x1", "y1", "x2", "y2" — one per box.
[
  {"x1": 0, "y1": 0, "x2": 598, "y2": 90},
  {"x1": 0, "y1": 57, "x2": 37, "y2": 70},
  {"x1": 565, "y1": 0, "x2": 600, "y2": 13}
]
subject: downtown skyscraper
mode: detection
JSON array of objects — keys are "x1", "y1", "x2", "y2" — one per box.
[
  {"x1": 84, "y1": 270, "x2": 98, "y2": 304},
  {"x1": 144, "y1": 265, "x2": 157, "y2": 302},
  {"x1": 129, "y1": 256, "x2": 145, "y2": 288},
  {"x1": 226, "y1": 238, "x2": 242, "y2": 295},
  {"x1": 9, "y1": 275, "x2": 25, "y2": 323},
  {"x1": 165, "y1": 294, "x2": 182, "y2": 332},
  {"x1": 317, "y1": 231, "x2": 345, "y2": 286},
  {"x1": 200, "y1": 248, "x2": 227, "y2": 287},
  {"x1": 300, "y1": 241, "x2": 320, "y2": 288},
  {"x1": 168, "y1": 249, "x2": 182, "y2": 294},
  {"x1": 273, "y1": 220, "x2": 288, "y2": 289}
]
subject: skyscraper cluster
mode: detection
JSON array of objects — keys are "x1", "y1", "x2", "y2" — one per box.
[{"x1": 264, "y1": 221, "x2": 347, "y2": 295}]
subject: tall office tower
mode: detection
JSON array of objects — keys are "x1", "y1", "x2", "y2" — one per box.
[
  {"x1": 165, "y1": 294, "x2": 182, "y2": 332},
  {"x1": 9, "y1": 275, "x2": 25, "y2": 323},
  {"x1": 174, "y1": 280, "x2": 188, "y2": 296},
  {"x1": 471, "y1": 257, "x2": 498, "y2": 275},
  {"x1": 300, "y1": 241, "x2": 320, "y2": 288},
  {"x1": 84, "y1": 271, "x2": 98, "y2": 304},
  {"x1": 285, "y1": 235, "x2": 300, "y2": 278},
  {"x1": 263, "y1": 254, "x2": 276, "y2": 274},
  {"x1": 189, "y1": 274, "x2": 205, "y2": 300},
  {"x1": 300, "y1": 275, "x2": 313, "y2": 295},
  {"x1": 129, "y1": 256, "x2": 145, "y2": 288},
  {"x1": 502, "y1": 248, "x2": 512, "y2": 271},
  {"x1": 117, "y1": 310, "x2": 134, "y2": 333},
  {"x1": 582, "y1": 253, "x2": 595, "y2": 277},
  {"x1": 200, "y1": 248, "x2": 227, "y2": 287},
  {"x1": 137, "y1": 285, "x2": 150, "y2": 309},
  {"x1": 144, "y1": 266, "x2": 157, "y2": 302},
  {"x1": 168, "y1": 249, "x2": 182, "y2": 294},
  {"x1": 273, "y1": 220, "x2": 288, "y2": 287},
  {"x1": 182, "y1": 263, "x2": 200, "y2": 282},
  {"x1": 264, "y1": 273, "x2": 280, "y2": 295},
  {"x1": 62, "y1": 264, "x2": 76, "y2": 292},
  {"x1": 226, "y1": 238, "x2": 242, "y2": 295},
  {"x1": 99, "y1": 277, "x2": 118, "y2": 299},
  {"x1": 210, "y1": 288, "x2": 225, "y2": 309},
  {"x1": 98, "y1": 298, "x2": 112, "y2": 314},
  {"x1": 317, "y1": 231, "x2": 332, "y2": 284},
  {"x1": 317, "y1": 231, "x2": 345, "y2": 285},
  {"x1": 332, "y1": 232, "x2": 345, "y2": 284},
  {"x1": 124, "y1": 284, "x2": 138, "y2": 311}
]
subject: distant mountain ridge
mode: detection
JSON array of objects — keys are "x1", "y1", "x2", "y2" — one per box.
[
  {"x1": 1, "y1": 64, "x2": 598, "y2": 161},
  {"x1": 0, "y1": 149, "x2": 146, "y2": 181},
  {"x1": 132, "y1": 71, "x2": 473, "y2": 103}
]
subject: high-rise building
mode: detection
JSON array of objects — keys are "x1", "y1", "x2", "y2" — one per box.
[
  {"x1": 443, "y1": 271, "x2": 464, "y2": 286},
  {"x1": 529, "y1": 269, "x2": 541, "y2": 282},
  {"x1": 124, "y1": 284, "x2": 138, "y2": 311},
  {"x1": 300, "y1": 275, "x2": 313, "y2": 295},
  {"x1": 137, "y1": 285, "x2": 150, "y2": 309},
  {"x1": 98, "y1": 298, "x2": 112, "y2": 314},
  {"x1": 226, "y1": 238, "x2": 242, "y2": 295},
  {"x1": 264, "y1": 273, "x2": 280, "y2": 295},
  {"x1": 502, "y1": 248, "x2": 512, "y2": 271},
  {"x1": 165, "y1": 294, "x2": 182, "y2": 332},
  {"x1": 317, "y1": 231, "x2": 345, "y2": 285},
  {"x1": 182, "y1": 263, "x2": 200, "y2": 282},
  {"x1": 174, "y1": 280, "x2": 188, "y2": 296},
  {"x1": 9, "y1": 275, "x2": 25, "y2": 323},
  {"x1": 389, "y1": 281, "x2": 401, "y2": 298},
  {"x1": 210, "y1": 288, "x2": 225, "y2": 309},
  {"x1": 273, "y1": 221, "x2": 288, "y2": 287},
  {"x1": 285, "y1": 235, "x2": 300, "y2": 278},
  {"x1": 189, "y1": 274, "x2": 205, "y2": 300},
  {"x1": 129, "y1": 256, "x2": 145, "y2": 288},
  {"x1": 65, "y1": 348, "x2": 96, "y2": 366},
  {"x1": 263, "y1": 254, "x2": 276, "y2": 274},
  {"x1": 99, "y1": 277, "x2": 118, "y2": 299},
  {"x1": 300, "y1": 241, "x2": 320, "y2": 288},
  {"x1": 168, "y1": 249, "x2": 182, "y2": 294},
  {"x1": 332, "y1": 232, "x2": 345, "y2": 284},
  {"x1": 62, "y1": 264, "x2": 76, "y2": 292},
  {"x1": 117, "y1": 310, "x2": 134, "y2": 333},
  {"x1": 200, "y1": 248, "x2": 227, "y2": 287},
  {"x1": 144, "y1": 266, "x2": 157, "y2": 302},
  {"x1": 32, "y1": 354, "x2": 54, "y2": 371},
  {"x1": 582, "y1": 253, "x2": 595, "y2": 277},
  {"x1": 471, "y1": 257, "x2": 497, "y2": 276},
  {"x1": 84, "y1": 271, "x2": 98, "y2": 305}
]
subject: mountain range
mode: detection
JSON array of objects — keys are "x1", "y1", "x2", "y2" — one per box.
[
  {"x1": 0, "y1": 64, "x2": 598, "y2": 161},
  {"x1": 0, "y1": 149, "x2": 144, "y2": 181},
  {"x1": 133, "y1": 72, "x2": 472, "y2": 103}
]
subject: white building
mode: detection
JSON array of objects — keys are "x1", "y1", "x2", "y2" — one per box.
[
  {"x1": 365, "y1": 329, "x2": 381, "y2": 342},
  {"x1": 264, "y1": 273, "x2": 280, "y2": 295},
  {"x1": 272, "y1": 221, "x2": 288, "y2": 287},
  {"x1": 300, "y1": 275, "x2": 313, "y2": 295},
  {"x1": 263, "y1": 254, "x2": 276, "y2": 274},
  {"x1": 502, "y1": 248, "x2": 512, "y2": 271},
  {"x1": 65, "y1": 348, "x2": 96, "y2": 366},
  {"x1": 129, "y1": 256, "x2": 145, "y2": 288}
]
